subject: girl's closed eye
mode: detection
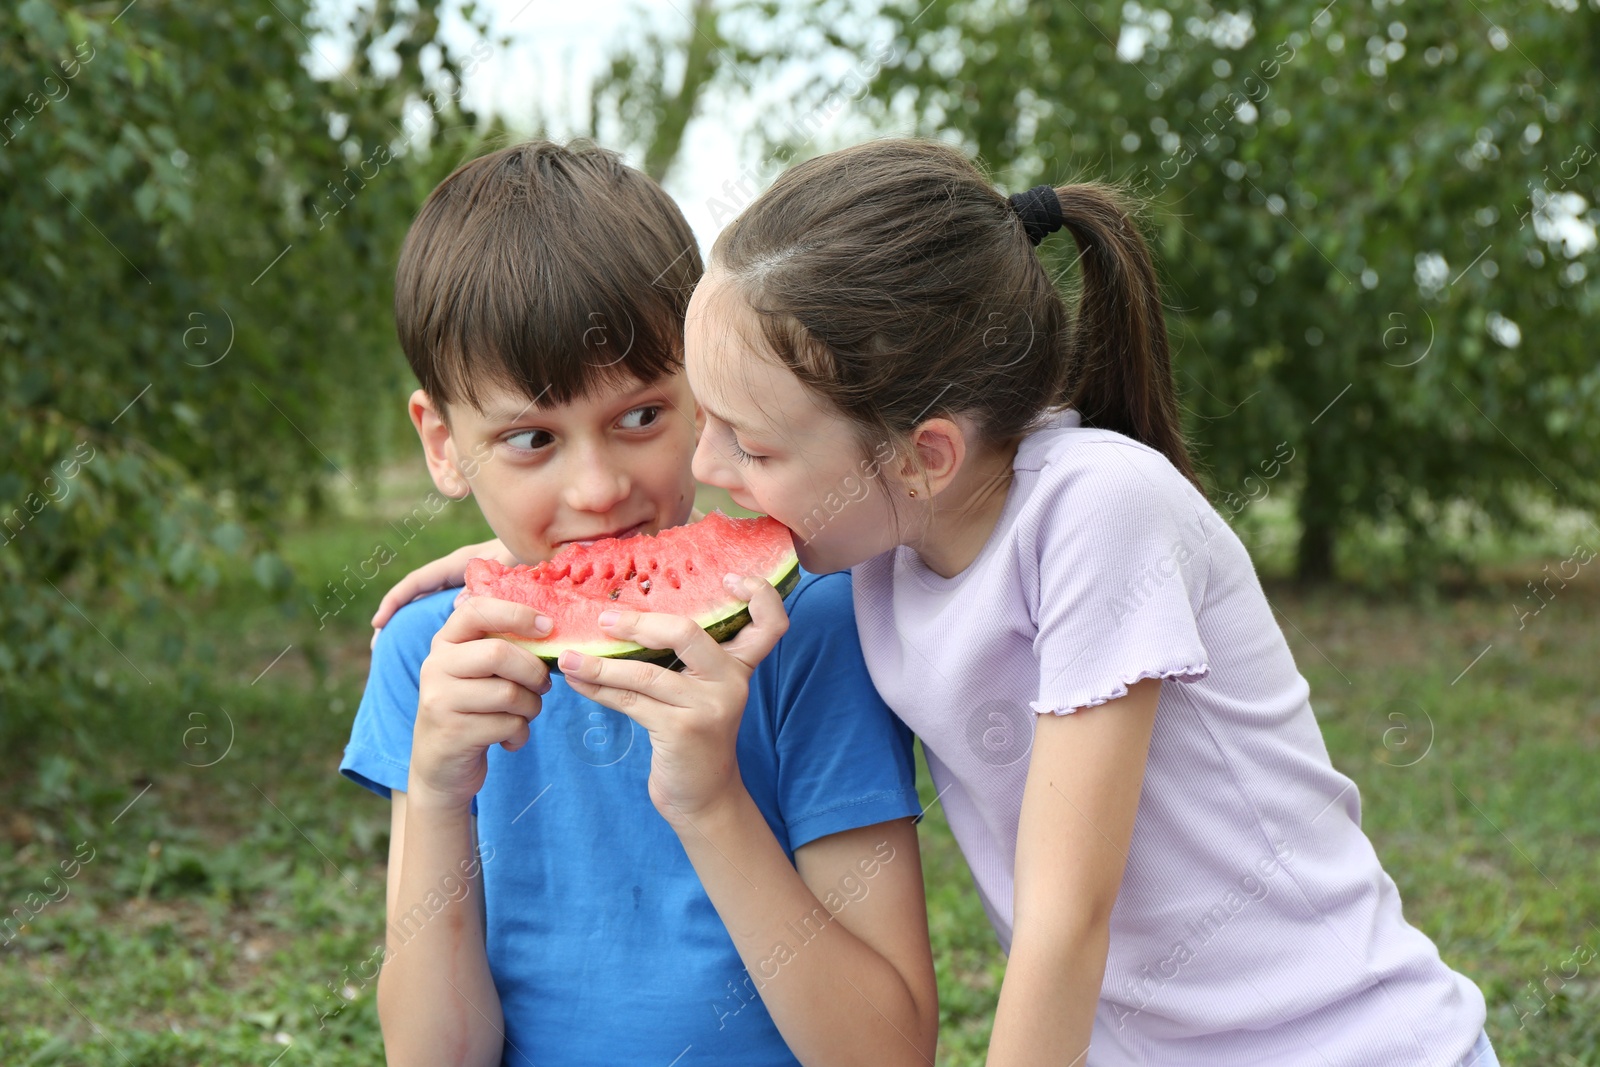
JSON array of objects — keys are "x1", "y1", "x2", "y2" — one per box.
[{"x1": 729, "y1": 438, "x2": 766, "y2": 465}]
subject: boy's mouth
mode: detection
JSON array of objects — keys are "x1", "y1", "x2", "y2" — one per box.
[{"x1": 559, "y1": 521, "x2": 648, "y2": 547}]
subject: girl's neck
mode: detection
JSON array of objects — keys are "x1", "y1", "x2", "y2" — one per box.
[{"x1": 907, "y1": 439, "x2": 1020, "y2": 579}]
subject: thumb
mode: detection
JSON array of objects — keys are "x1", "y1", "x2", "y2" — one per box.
[{"x1": 717, "y1": 574, "x2": 789, "y2": 672}]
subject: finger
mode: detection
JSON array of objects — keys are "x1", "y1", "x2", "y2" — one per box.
[
  {"x1": 437, "y1": 597, "x2": 553, "y2": 646},
  {"x1": 421, "y1": 676, "x2": 542, "y2": 722},
  {"x1": 499, "y1": 717, "x2": 533, "y2": 753},
  {"x1": 594, "y1": 608, "x2": 728, "y2": 680},
  {"x1": 717, "y1": 574, "x2": 790, "y2": 671},
  {"x1": 562, "y1": 671, "x2": 674, "y2": 726},
  {"x1": 443, "y1": 710, "x2": 534, "y2": 752},
  {"x1": 462, "y1": 637, "x2": 552, "y2": 695},
  {"x1": 557, "y1": 650, "x2": 681, "y2": 721}
]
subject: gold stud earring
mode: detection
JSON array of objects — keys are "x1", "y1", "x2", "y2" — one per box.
[{"x1": 909, "y1": 489, "x2": 917, "y2": 498}]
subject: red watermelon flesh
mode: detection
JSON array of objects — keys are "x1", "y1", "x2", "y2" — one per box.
[{"x1": 464, "y1": 511, "x2": 800, "y2": 667}]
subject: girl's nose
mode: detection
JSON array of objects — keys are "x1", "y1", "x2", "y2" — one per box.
[{"x1": 692, "y1": 430, "x2": 739, "y2": 491}]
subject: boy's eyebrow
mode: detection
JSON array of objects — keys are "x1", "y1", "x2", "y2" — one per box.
[
  {"x1": 476, "y1": 380, "x2": 673, "y2": 427},
  {"x1": 477, "y1": 399, "x2": 544, "y2": 425}
]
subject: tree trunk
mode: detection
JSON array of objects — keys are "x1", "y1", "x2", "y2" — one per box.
[
  {"x1": 642, "y1": 0, "x2": 719, "y2": 183},
  {"x1": 1295, "y1": 446, "x2": 1338, "y2": 583}
]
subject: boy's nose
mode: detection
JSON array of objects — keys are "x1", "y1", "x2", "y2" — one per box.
[{"x1": 563, "y1": 448, "x2": 631, "y2": 513}]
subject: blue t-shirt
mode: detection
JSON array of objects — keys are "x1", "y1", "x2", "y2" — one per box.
[{"x1": 340, "y1": 570, "x2": 920, "y2": 1067}]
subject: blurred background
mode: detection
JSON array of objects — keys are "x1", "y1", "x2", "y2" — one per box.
[{"x1": 2, "y1": 0, "x2": 1597, "y2": 1062}]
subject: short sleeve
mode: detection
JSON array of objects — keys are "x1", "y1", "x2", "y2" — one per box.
[
  {"x1": 1030, "y1": 445, "x2": 1212, "y2": 715},
  {"x1": 339, "y1": 589, "x2": 457, "y2": 799},
  {"x1": 767, "y1": 573, "x2": 921, "y2": 848}
]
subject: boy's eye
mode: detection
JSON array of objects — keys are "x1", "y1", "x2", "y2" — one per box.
[
  {"x1": 503, "y1": 429, "x2": 554, "y2": 452},
  {"x1": 618, "y1": 405, "x2": 662, "y2": 430}
]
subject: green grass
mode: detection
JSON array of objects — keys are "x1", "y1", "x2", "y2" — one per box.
[{"x1": 2, "y1": 472, "x2": 1597, "y2": 1065}]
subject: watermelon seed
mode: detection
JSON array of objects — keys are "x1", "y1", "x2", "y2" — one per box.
[
  {"x1": 639, "y1": 578, "x2": 651, "y2": 593},
  {"x1": 607, "y1": 587, "x2": 621, "y2": 600}
]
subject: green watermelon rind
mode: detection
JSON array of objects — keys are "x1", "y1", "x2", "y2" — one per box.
[{"x1": 503, "y1": 554, "x2": 801, "y2": 671}]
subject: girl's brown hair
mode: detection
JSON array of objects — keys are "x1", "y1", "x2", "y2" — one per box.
[{"x1": 710, "y1": 139, "x2": 1198, "y2": 491}]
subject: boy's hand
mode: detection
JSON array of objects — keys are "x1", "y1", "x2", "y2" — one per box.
[
  {"x1": 370, "y1": 537, "x2": 515, "y2": 645},
  {"x1": 409, "y1": 598, "x2": 552, "y2": 810},
  {"x1": 558, "y1": 575, "x2": 789, "y2": 825}
]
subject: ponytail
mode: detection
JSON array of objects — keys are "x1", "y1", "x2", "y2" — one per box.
[{"x1": 1050, "y1": 184, "x2": 1199, "y2": 492}]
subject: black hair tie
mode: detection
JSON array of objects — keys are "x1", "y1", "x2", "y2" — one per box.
[{"x1": 1008, "y1": 184, "x2": 1065, "y2": 246}]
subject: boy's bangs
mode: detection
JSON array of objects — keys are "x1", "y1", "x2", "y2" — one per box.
[
  {"x1": 425, "y1": 220, "x2": 687, "y2": 412},
  {"x1": 395, "y1": 140, "x2": 702, "y2": 415}
]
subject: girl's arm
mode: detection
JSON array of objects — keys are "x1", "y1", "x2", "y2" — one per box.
[
  {"x1": 375, "y1": 598, "x2": 552, "y2": 1067},
  {"x1": 986, "y1": 678, "x2": 1162, "y2": 1067},
  {"x1": 559, "y1": 579, "x2": 938, "y2": 1066},
  {"x1": 369, "y1": 537, "x2": 511, "y2": 637},
  {"x1": 678, "y1": 804, "x2": 938, "y2": 1065}
]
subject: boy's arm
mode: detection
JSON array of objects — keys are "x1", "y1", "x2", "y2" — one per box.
[
  {"x1": 375, "y1": 599, "x2": 552, "y2": 1067},
  {"x1": 378, "y1": 790, "x2": 502, "y2": 1067}
]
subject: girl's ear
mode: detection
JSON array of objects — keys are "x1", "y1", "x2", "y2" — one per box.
[
  {"x1": 408, "y1": 389, "x2": 472, "y2": 499},
  {"x1": 903, "y1": 416, "x2": 970, "y2": 497}
]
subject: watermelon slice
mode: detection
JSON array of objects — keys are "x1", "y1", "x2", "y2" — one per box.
[{"x1": 464, "y1": 511, "x2": 800, "y2": 668}]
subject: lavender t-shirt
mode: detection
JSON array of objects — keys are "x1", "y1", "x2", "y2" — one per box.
[{"x1": 852, "y1": 408, "x2": 1485, "y2": 1065}]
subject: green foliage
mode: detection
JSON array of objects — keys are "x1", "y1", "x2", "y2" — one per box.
[
  {"x1": 0, "y1": 0, "x2": 489, "y2": 691},
  {"x1": 750, "y1": 0, "x2": 1600, "y2": 580}
]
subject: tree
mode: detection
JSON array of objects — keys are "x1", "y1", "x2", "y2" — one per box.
[
  {"x1": 0, "y1": 0, "x2": 487, "y2": 688},
  {"x1": 588, "y1": 0, "x2": 724, "y2": 182},
  {"x1": 753, "y1": 0, "x2": 1600, "y2": 579}
]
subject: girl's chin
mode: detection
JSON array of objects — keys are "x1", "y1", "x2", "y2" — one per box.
[{"x1": 793, "y1": 538, "x2": 850, "y2": 577}]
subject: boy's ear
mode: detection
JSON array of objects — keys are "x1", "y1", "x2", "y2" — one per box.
[{"x1": 408, "y1": 389, "x2": 472, "y2": 499}]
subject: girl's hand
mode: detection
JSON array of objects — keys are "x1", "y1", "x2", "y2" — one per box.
[
  {"x1": 558, "y1": 574, "x2": 789, "y2": 824},
  {"x1": 409, "y1": 598, "x2": 552, "y2": 810},
  {"x1": 370, "y1": 537, "x2": 515, "y2": 644}
]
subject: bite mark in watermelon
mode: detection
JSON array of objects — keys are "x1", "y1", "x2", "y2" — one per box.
[{"x1": 464, "y1": 512, "x2": 800, "y2": 668}]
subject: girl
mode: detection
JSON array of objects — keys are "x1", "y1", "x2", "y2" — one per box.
[{"x1": 378, "y1": 139, "x2": 1495, "y2": 1065}]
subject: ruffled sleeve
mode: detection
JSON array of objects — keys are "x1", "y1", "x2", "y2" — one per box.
[{"x1": 1029, "y1": 443, "x2": 1213, "y2": 715}]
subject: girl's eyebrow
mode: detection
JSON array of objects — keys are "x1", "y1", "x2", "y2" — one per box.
[{"x1": 701, "y1": 401, "x2": 751, "y2": 435}]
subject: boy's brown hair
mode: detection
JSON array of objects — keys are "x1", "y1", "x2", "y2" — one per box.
[{"x1": 395, "y1": 139, "x2": 702, "y2": 411}]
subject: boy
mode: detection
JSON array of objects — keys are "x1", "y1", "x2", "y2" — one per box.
[{"x1": 339, "y1": 140, "x2": 938, "y2": 1066}]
